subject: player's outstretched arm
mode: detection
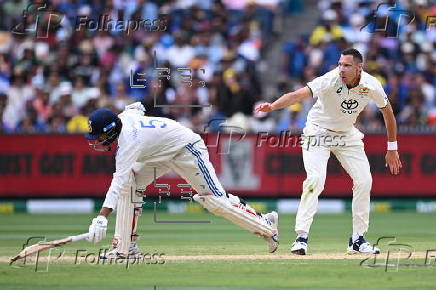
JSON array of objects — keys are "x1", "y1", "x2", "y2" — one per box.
[
  {"x1": 380, "y1": 103, "x2": 402, "y2": 175},
  {"x1": 255, "y1": 86, "x2": 312, "y2": 113}
]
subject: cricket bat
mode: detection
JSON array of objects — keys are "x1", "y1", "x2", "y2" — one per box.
[{"x1": 10, "y1": 233, "x2": 89, "y2": 264}]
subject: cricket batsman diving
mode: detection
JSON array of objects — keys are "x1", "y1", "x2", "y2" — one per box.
[
  {"x1": 84, "y1": 102, "x2": 279, "y2": 258},
  {"x1": 256, "y1": 48, "x2": 402, "y2": 255}
]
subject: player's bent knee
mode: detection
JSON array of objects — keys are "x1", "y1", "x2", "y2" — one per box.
[{"x1": 193, "y1": 194, "x2": 226, "y2": 216}]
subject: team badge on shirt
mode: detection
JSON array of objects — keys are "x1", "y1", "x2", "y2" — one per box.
[{"x1": 358, "y1": 87, "x2": 370, "y2": 95}]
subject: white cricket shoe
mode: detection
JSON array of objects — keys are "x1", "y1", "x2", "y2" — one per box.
[
  {"x1": 263, "y1": 211, "x2": 279, "y2": 253},
  {"x1": 291, "y1": 236, "x2": 308, "y2": 255},
  {"x1": 347, "y1": 236, "x2": 380, "y2": 254},
  {"x1": 100, "y1": 242, "x2": 142, "y2": 259},
  {"x1": 128, "y1": 241, "x2": 141, "y2": 256},
  {"x1": 100, "y1": 248, "x2": 122, "y2": 259}
]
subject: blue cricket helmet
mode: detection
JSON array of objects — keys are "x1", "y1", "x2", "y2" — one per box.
[{"x1": 85, "y1": 108, "x2": 122, "y2": 151}]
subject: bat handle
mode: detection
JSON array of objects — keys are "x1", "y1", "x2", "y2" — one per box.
[{"x1": 71, "y1": 233, "x2": 89, "y2": 242}]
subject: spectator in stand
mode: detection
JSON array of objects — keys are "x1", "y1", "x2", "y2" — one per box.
[
  {"x1": 2, "y1": 72, "x2": 33, "y2": 132},
  {"x1": 46, "y1": 102, "x2": 67, "y2": 134},
  {"x1": 72, "y1": 76, "x2": 96, "y2": 108},
  {"x1": 167, "y1": 32, "x2": 195, "y2": 67},
  {"x1": 66, "y1": 105, "x2": 92, "y2": 134},
  {"x1": 1, "y1": 0, "x2": 28, "y2": 30},
  {"x1": 276, "y1": 103, "x2": 306, "y2": 133},
  {"x1": 57, "y1": 82, "x2": 78, "y2": 120},
  {"x1": 309, "y1": 9, "x2": 344, "y2": 46},
  {"x1": 48, "y1": 75, "x2": 63, "y2": 104},
  {"x1": 32, "y1": 88, "x2": 51, "y2": 125},
  {"x1": 16, "y1": 100, "x2": 45, "y2": 133},
  {"x1": 0, "y1": 93, "x2": 7, "y2": 133},
  {"x1": 0, "y1": 54, "x2": 11, "y2": 93},
  {"x1": 112, "y1": 82, "x2": 134, "y2": 112},
  {"x1": 398, "y1": 87, "x2": 428, "y2": 126}
]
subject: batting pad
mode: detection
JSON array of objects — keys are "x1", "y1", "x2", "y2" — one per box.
[
  {"x1": 113, "y1": 173, "x2": 143, "y2": 256},
  {"x1": 193, "y1": 194, "x2": 275, "y2": 237}
]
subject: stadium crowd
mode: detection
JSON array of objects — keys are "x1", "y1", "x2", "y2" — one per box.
[{"x1": 0, "y1": 0, "x2": 434, "y2": 135}]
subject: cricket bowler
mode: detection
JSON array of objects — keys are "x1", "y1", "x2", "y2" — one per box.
[
  {"x1": 255, "y1": 48, "x2": 402, "y2": 255},
  {"x1": 84, "y1": 102, "x2": 279, "y2": 257}
]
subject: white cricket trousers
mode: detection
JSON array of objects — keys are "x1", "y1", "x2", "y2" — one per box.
[
  {"x1": 132, "y1": 140, "x2": 274, "y2": 236},
  {"x1": 295, "y1": 125, "x2": 372, "y2": 237},
  {"x1": 133, "y1": 140, "x2": 228, "y2": 197}
]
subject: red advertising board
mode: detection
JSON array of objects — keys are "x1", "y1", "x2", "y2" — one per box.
[{"x1": 0, "y1": 134, "x2": 435, "y2": 197}]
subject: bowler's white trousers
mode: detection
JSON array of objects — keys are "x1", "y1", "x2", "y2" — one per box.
[{"x1": 295, "y1": 124, "x2": 372, "y2": 236}]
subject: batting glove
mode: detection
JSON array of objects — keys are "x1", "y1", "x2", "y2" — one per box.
[{"x1": 87, "y1": 215, "x2": 107, "y2": 243}]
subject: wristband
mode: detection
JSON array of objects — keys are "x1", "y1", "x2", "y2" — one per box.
[{"x1": 387, "y1": 141, "x2": 398, "y2": 151}]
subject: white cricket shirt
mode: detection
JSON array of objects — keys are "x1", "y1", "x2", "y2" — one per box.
[
  {"x1": 306, "y1": 67, "x2": 388, "y2": 132},
  {"x1": 103, "y1": 109, "x2": 201, "y2": 209}
]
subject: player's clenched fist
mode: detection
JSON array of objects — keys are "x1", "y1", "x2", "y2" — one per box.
[
  {"x1": 255, "y1": 102, "x2": 273, "y2": 113},
  {"x1": 87, "y1": 215, "x2": 108, "y2": 243}
]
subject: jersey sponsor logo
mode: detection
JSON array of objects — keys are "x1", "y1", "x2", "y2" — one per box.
[
  {"x1": 340, "y1": 99, "x2": 359, "y2": 114},
  {"x1": 336, "y1": 87, "x2": 342, "y2": 94}
]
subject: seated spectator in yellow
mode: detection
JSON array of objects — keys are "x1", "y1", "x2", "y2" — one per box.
[
  {"x1": 67, "y1": 113, "x2": 89, "y2": 133},
  {"x1": 310, "y1": 10, "x2": 344, "y2": 45}
]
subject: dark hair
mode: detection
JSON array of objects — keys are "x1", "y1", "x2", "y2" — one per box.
[{"x1": 341, "y1": 48, "x2": 363, "y2": 63}]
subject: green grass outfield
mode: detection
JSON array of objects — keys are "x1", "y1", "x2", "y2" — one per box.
[{"x1": 0, "y1": 212, "x2": 435, "y2": 289}]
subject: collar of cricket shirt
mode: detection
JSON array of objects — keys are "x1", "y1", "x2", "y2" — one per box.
[{"x1": 348, "y1": 70, "x2": 371, "y2": 93}]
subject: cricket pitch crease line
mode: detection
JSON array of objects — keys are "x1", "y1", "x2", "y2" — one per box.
[{"x1": 0, "y1": 252, "x2": 431, "y2": 263}]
